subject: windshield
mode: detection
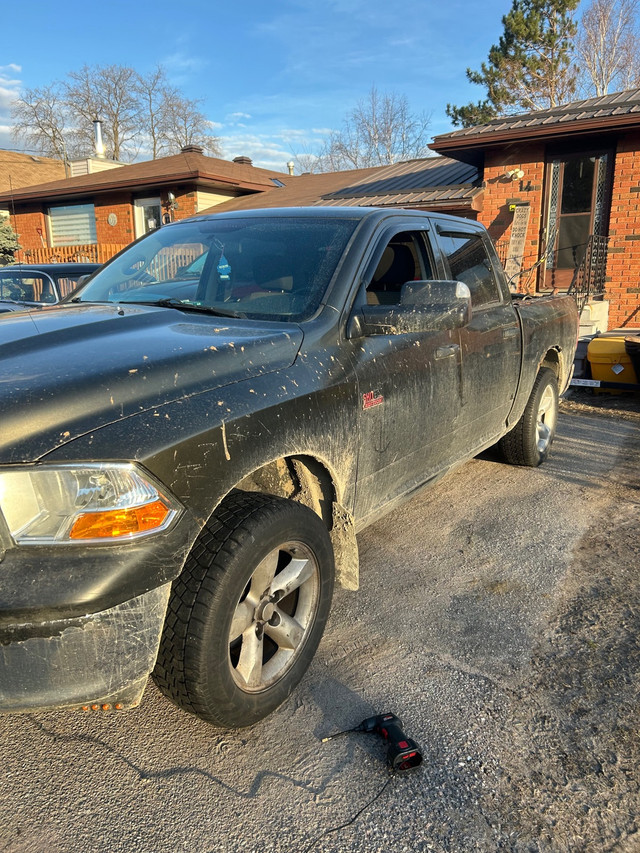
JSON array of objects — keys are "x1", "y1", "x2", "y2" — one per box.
[
  {"x1": 75, "y1": 215, "x2": 359, "y2": 321},
  {"x1": 0, "y1": 271, "x2": 58, "y2": 305}
]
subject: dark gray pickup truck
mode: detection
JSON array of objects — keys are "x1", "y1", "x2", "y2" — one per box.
[{"x1": 0, "y1": 207, "x2": 578, "y2": 727}]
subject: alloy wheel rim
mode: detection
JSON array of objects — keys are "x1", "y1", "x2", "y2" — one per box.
[
  {"x1": 536, "y1": 385, "x2": 556, "y2": 453},
  {"x1": 228, "y1": 541, "x2": 320, "y2": 693}
]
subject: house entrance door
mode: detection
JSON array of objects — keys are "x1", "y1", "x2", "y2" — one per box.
[
  {"x1": 134, "y1": 198, "x2": 163, "y2": 238},
  {"x1": 541, "y1": 153, "x2": 611, "y2": 291}
]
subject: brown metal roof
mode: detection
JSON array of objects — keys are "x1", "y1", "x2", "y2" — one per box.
[
  {"x1": 321, "y1": 157, "x2": 478, "y2": 198},
  {"x1": 431, "y1": 88, "x2": 640, "y2": 155},
  {"x1": 0, "y1": 150, "x2": 66, "y2": 195},
  {"x1": 0, "y1": 150, "x2": 289, "y2": 204},
  {"x1": 315, "y1": 186, "x2": 481, "y2": 209},
  {"x1": 203, "y1": 157, "x2": 481, "y2": 214}
]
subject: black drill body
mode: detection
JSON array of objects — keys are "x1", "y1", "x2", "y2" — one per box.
[{"x1": 323, "y1": 712, "x2": 422, "y2": 772}]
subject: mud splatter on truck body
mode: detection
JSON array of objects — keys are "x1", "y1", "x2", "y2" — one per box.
[{"x1": 0, "y1": 207, "x2": 578, "y2": 726}]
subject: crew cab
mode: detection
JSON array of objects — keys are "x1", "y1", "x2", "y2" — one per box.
[{"x1": 0, "y1": 208, "x2": 578, "y2": 727}]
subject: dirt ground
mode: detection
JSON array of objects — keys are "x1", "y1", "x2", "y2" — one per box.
[
  {"x1": 485, "y1": 392, "x2": 640, "y2": 852},
  {"x1": 481, "y1": 440, "x2": 640, "y2": 851}
]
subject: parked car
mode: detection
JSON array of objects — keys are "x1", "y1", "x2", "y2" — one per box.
[
  {"x1": 0, "y1": 208, "x2": 579, "y2": 727},
  {"x1": 0, "y1": 262, "x2": 101, "y2": 313}
]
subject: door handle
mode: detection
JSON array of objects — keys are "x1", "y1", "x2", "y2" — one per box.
[
  {"x1": 502, "y1": 327, "x2": 519, "y2": 339},
  {"x1": 435, "y1": 344, "x2": 460, "y2": 359}
]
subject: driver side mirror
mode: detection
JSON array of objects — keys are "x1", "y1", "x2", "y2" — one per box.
[{"x1": 348, "y1": 279, "x2": 472, "y2": 338}]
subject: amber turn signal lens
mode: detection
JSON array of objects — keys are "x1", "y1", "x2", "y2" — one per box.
[{"x1": 69, "y1": 499, "x2": 171, "y2": 540}]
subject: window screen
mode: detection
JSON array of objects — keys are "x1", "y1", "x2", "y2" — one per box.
[
  {"x1": 438, "y1": 231, "x2": 500, "y2": 307},
  {"x1": 49, "y1": 204, "x2": 97, "y2": 246}
]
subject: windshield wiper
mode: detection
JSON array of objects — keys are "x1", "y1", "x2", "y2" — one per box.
[{"x1": 133, "y1": 298, "x2": 246, "y2": 319}]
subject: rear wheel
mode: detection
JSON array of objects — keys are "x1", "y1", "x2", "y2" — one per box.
[
  {"x1": 497, "y1": 367, "x2": 559, "y2": 467},
  {"x1": 153, "y1": 491, "x2": 334, "y2": 727}
]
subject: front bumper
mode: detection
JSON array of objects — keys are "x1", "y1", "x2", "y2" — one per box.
[
  {"x1": 0, "y1": 509, "x2": 198, "y2": 715},
  {"x1": 0, "y1": 583, "x2": 171, "y2": 713}
]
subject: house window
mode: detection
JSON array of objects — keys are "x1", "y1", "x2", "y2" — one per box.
[
  {"x1": 134, "y1": 198, "x2": 162, "y2": 238},
  {"x1": 49, "y1": 204, "x2": 97, "y2": 246}
]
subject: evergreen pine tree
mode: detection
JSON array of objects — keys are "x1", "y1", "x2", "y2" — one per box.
[{"x1": 447, "y1": 0, "x2": 580, "y2": 127}]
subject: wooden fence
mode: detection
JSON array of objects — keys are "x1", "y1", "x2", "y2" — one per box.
[
  {"x1": 14, "y1": 243, "x2": 129, "y2": 265},
  {"x1": 13, "y1": 243, "x2": 205, "y2": 283}
]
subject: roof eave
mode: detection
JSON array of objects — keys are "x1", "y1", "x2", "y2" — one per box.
[
  {"x1": 430, "y1": 113, "x2": 640, "y2": 156},
  {"x1": 0, "y1": 170, "x2": 276, "y2": 205}
]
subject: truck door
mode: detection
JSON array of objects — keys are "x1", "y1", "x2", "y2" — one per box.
[
  {"x1": 348, "y1": 227, "x2": 463, "y2": 525},
  {"x1": 435, "y1": 224, "x2": 522, "y2": 452}
]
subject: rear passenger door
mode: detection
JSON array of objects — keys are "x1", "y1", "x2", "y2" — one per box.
[{"x1": 434, "y1": 223, "x2": 521, "y2": 451}]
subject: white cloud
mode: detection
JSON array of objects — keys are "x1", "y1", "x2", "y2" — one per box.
[
  {"x1": 0, "y1": 70, "x2": 21, "y2": 107},
  {"x1": 219, "y1": 131, "x2": 302, "y2": 172},
  {"x1": 0, "y1": 64, "x2": 21, "y2": 78},
  {"x1": 0, "y1": 66, "x2": 21, "y2": 148},
  {"x1": 226, "y1": 112, "x2": 252, "y2": 123}
]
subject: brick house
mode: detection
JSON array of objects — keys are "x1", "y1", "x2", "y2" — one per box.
[
  {"x1": 4, "y1": 89, "x2": 640, "y2": 332},
  {"x1": 0, "y1": 147, "x2": 289, "y2": 263},
  {"x1": 212, "y1": 90, "x2": 640, "y2": 332},
  {"x1": 430, "y1": 89, "x2": 640, "y2": 331}
]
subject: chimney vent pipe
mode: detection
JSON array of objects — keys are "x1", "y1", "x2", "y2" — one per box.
[{"x1": 93, "y1": 119, "x2": 106, "y2": 159}]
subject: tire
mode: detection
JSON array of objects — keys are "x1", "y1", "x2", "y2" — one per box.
[
  {"x1": 153, "y1": 491, "x2": 335, "y2": 727},
  {"x1": 497, "y1": 367, "x2": 559, "y2": 467}
]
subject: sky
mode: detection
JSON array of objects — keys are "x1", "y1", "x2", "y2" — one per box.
[{"x1": 0, "y1": 0, "x2": 512, "y2": 172}]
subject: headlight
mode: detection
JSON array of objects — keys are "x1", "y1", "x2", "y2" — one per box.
[{"x1": 0, "y1": 463, "x2": 181, "y2": 545}]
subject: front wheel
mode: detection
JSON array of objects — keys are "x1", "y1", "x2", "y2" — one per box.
[
  {"x1": 153, "y1": 492, "x2": 335, "y2": 727},
  {"x1": 497, "y1": 367, "x2": 559, "y2": 467}
]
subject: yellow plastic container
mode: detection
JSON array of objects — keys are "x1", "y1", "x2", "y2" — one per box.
[{"x1": 587, "y1": 336, "x2": 638, "y2": 384}]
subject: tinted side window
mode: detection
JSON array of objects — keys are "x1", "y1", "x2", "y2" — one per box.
[
  {"x1": 365, "y1": 231, "x2": 433, "y2": 306},
  {"x1": 438, "y1": 231, "x2": 500, "y2": 308}
]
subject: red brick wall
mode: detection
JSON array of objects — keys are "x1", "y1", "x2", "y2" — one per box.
[
  {"x1": 8, "y1": 185, "x2": 202, "y2": 258},
  {"x1": 95, "y1": 193, "x2": 134, "y2": 245},
  {"x1": 9, "y1": 207, "x2": 48, "y2": 255},
  {"x1": 605, "y1": 132, "x2": 640, "y2": 328},
  {"x1": 172, "y1": 190, "x2": 198, "y2": 219},
  {"x1": 479, "y1": 144, "x2": 546, "y2": 290}
]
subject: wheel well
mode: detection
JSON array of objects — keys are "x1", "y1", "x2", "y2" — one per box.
[
  {"x1": 540, "y1": 348, "x2": 561, "y2": 382},
  {"x1": 233, "y1": 456, "x2": 360, "y2": 590},
  {"x1": 235, "y1": 455, "x2": 335, "y2": 528}
]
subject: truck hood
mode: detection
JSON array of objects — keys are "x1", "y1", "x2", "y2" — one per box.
[{"x1": 0, "y1": 303, "x2": 303, "y2": 463}]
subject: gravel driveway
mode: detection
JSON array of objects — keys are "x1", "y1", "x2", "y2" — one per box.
[{"x1": 1, "y1": 401, "x2": 638, "y2": 853}]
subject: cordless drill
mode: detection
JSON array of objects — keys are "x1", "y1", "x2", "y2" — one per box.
[{"x1": 322, "y1": 712, "x2": 423, "y2": 772}]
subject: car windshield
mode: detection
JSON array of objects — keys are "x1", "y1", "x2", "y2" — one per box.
[
  {"x1": 0, "y1": 271, "x2": 58, "y2": 305},
  {"x1": 75, "y1": 216, "x2": 359, "y2": 321}
]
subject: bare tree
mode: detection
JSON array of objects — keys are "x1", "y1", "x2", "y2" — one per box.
[
  {"x1": 11, "y1": 63, "x2": 221, "y2": 163},
  {"x1": 159, "y1": 88, "x2": 221, "y2": 155},
  {"x1": 64, "y1": 64, "x2": 141, "y2": 161},
  {"x1": 10, "y1": 84, "x2": 68, "y2": 160},
  {"x1": 314, "y1": 87, "x2": 431, "y2": 172},
  {"x1": 289, "y1": 147, "x2": 320, "y2": 174},
  {"x1": 135, "y1": 66, "x2": 171, "y2": 159},
  {"x1": 575, "y1": 0, "x2": 640, "y2": 95}
]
